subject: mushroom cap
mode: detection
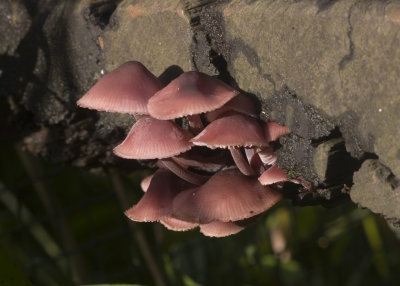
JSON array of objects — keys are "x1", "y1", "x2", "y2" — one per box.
[
  {"x1": 160, "y1": 217, "x2": 198, "y2": 231},
  {"x1": 172, "y1": 169, "x2": 282, "y2": 223},
  {"x1": 258, "y1": 164, "x2": 287, "y2": 185},
  {"x1": 191, "y1": 113, "x2": 268, "y2": 149},
  {"x1": 125, "y1": 169, "x2": 193, "y2": 222},
  {"x1": 77, "y1": 61, "x2": 162, "y2": 114},
  {"x1": 147, "y1": 71, "x2": 239, "y2": 120},
  {"x1": 200, "y1": 215, "x2": 260, "y2": 237},
  {"x1": 200, "y1": 221, "x2": 245, "y2": 237},
  {"x1": 264, "y1": 122, "x2": 289, "y2": 142},
  {"x1": 113, "y1": 117, "x2": 193, "y2": 159}
]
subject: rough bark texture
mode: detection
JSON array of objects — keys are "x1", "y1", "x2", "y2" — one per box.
[
  {"x1": 1, "y1": 0, "x2": 399, "y2": 224},
  {"x1": 351, "y1": 159, "x2": 400, "y2": 225}
]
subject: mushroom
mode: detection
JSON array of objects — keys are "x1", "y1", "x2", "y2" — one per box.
[
  {"x1": 172, "y1": 169, "x2": 282, "y2": 224},
  {"x1": 148, "y1": 71, "x2": 239, "y2": 120},
  {"x1": 199, "y1": 215, "x2": 260, "y2": 237},
  {"x1": 159, "y1": 217, "x2": 198, "y2": 232},
  {"x1": 138, "y1": 172, "x2": 199, "y2": 231},
  {"x1": 113, "y1": 117, "x2": 193, "y2": 159},
  {"x1": 199, "y1": 221, "x2": 245, "y2": 237},
  {"x1": 245, "y1": 148, "x2": 267, "y2": 174},
  {"x1": 125, "y1": 169, "x2": 193, "y2": 222},
  {"x1": 191, "y1": 113, "x2": 268, "y2": 176},
  {"x1": 258, "y1": 164, "x2": 288, "y2": 185},
  {"x1": 77, "y1": 61, "x2": 162, "y2": 115},
  {"x1": 147, "y1": 71, "x2": 239, "y2": 135},
  {"x1": 263, "y1": 121, "x2": 289, "y2": 142},
  {"x1": 76, "y1": 60, "x2": 295, "y2": 238}
]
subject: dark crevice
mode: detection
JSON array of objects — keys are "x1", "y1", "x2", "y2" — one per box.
[
  {"x1": 311, "y1": 127, "x2": 342, "y2": 146},
  {"x1": 387, "y1": 173, "x2": 400, "y2": 189},
  {"x1": 1, "y1": 0, "x2": 57, "y2": 136},
  {"x1": 158, "y1": 65, "x2": 184, "y2": 86},
  {"x1": 359, "y1": 152, "x2": 379, "y2": 163},
  {"x1": 316, "y1": 132, "x2": 377, "y2": 187},
  {"x1": 86, "y1": 0, "x2": 121, "y2": 30},
  {"x1": 209, "y1": 49, "x2": 234, "y2": 84},
  {"x1": 184, "y1": 0, "x2": 232, "y2": 80},
  {"x1": 209, "y1": 49, "x2": 262, "y2": 115},
  {"x1": 286, "y1": 182, "x2": 351, "y2": 208},
  {"x1": 284, "y1": 125, "x2": 379, "y2": 207},
  {"x1": 190, "y1": 16, "x2": 201, "y2": 26},
  {"x1": 339, "y1": 1, "x2": 357, "y2": 70},
  {"x1": 323, "y1": 140, "x2": 360, "y2": 187}
]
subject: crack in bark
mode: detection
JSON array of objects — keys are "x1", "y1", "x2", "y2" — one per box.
[{"x1": 339, "y1": 1, "x2": 358, "y2": 70}]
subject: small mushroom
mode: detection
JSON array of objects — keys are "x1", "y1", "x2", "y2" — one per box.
[
  {"x1": 200, "y1": 215, "x2": 260, "y2": 237},
  {"x1": 147, "y1": 71, "x2": 239, "y2": 120},
  {"x1": 191, "y1": 113, "x2": 268, "y2": 176},
  {"x1": 191, "y1": 113, "x2": 267, "y2": 149},
  {"x1": 125, "y1": 169, "x2": 193, "y2": 222},
  {"x1": 263, "y1": 122, "x2": 289, "y2": 142},
  {"x1": 113, "y1": 117, "x2": 193, "y2": 159},
  {"x1": 139, "y1": 172, "x2": 199, "y2": 231},
  {"x1": 159, "y1": 217, "x2": 198, "y2": 231},
  {"x1": 172, "y1": 169, "x2": 282, "y2": 223},
  {"x1": 77, "y1": 61, "x2": 162, "y2": 115},
  {"x1": 246, "y1": 148, "x2": 266, "y2": 175},
  {"x1": 258, "y1": 164, "x2": 288, "y2": 185},
  {"x1": 199, "y1": 221, "x2": 245, "y2": 237}
]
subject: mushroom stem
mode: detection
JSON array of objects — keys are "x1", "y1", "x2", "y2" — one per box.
[
  {"x1": 257, "y1": 146, "x2": 277, "y2": 166},
  {"x1": 160, "y1": 158, "x2": 209, "y2": 185},
  {"x1": 229, "y1": 147, "x2": 255, "y2": 176},
  {"x1": 187, "y1": 114, "x2": 204, "y2": 135}
]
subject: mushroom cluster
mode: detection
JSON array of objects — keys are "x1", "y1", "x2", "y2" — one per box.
[{"x1": 78, "y1": 61, "x2": 292, "y2": 237}]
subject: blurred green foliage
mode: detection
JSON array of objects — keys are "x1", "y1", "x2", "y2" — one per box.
[
  {"x1": 0, "y1": 137, "x2": 399, "y2": 286},
  {"x1": 0, "y1": 248, "x2": 34, "y2": 286}
]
